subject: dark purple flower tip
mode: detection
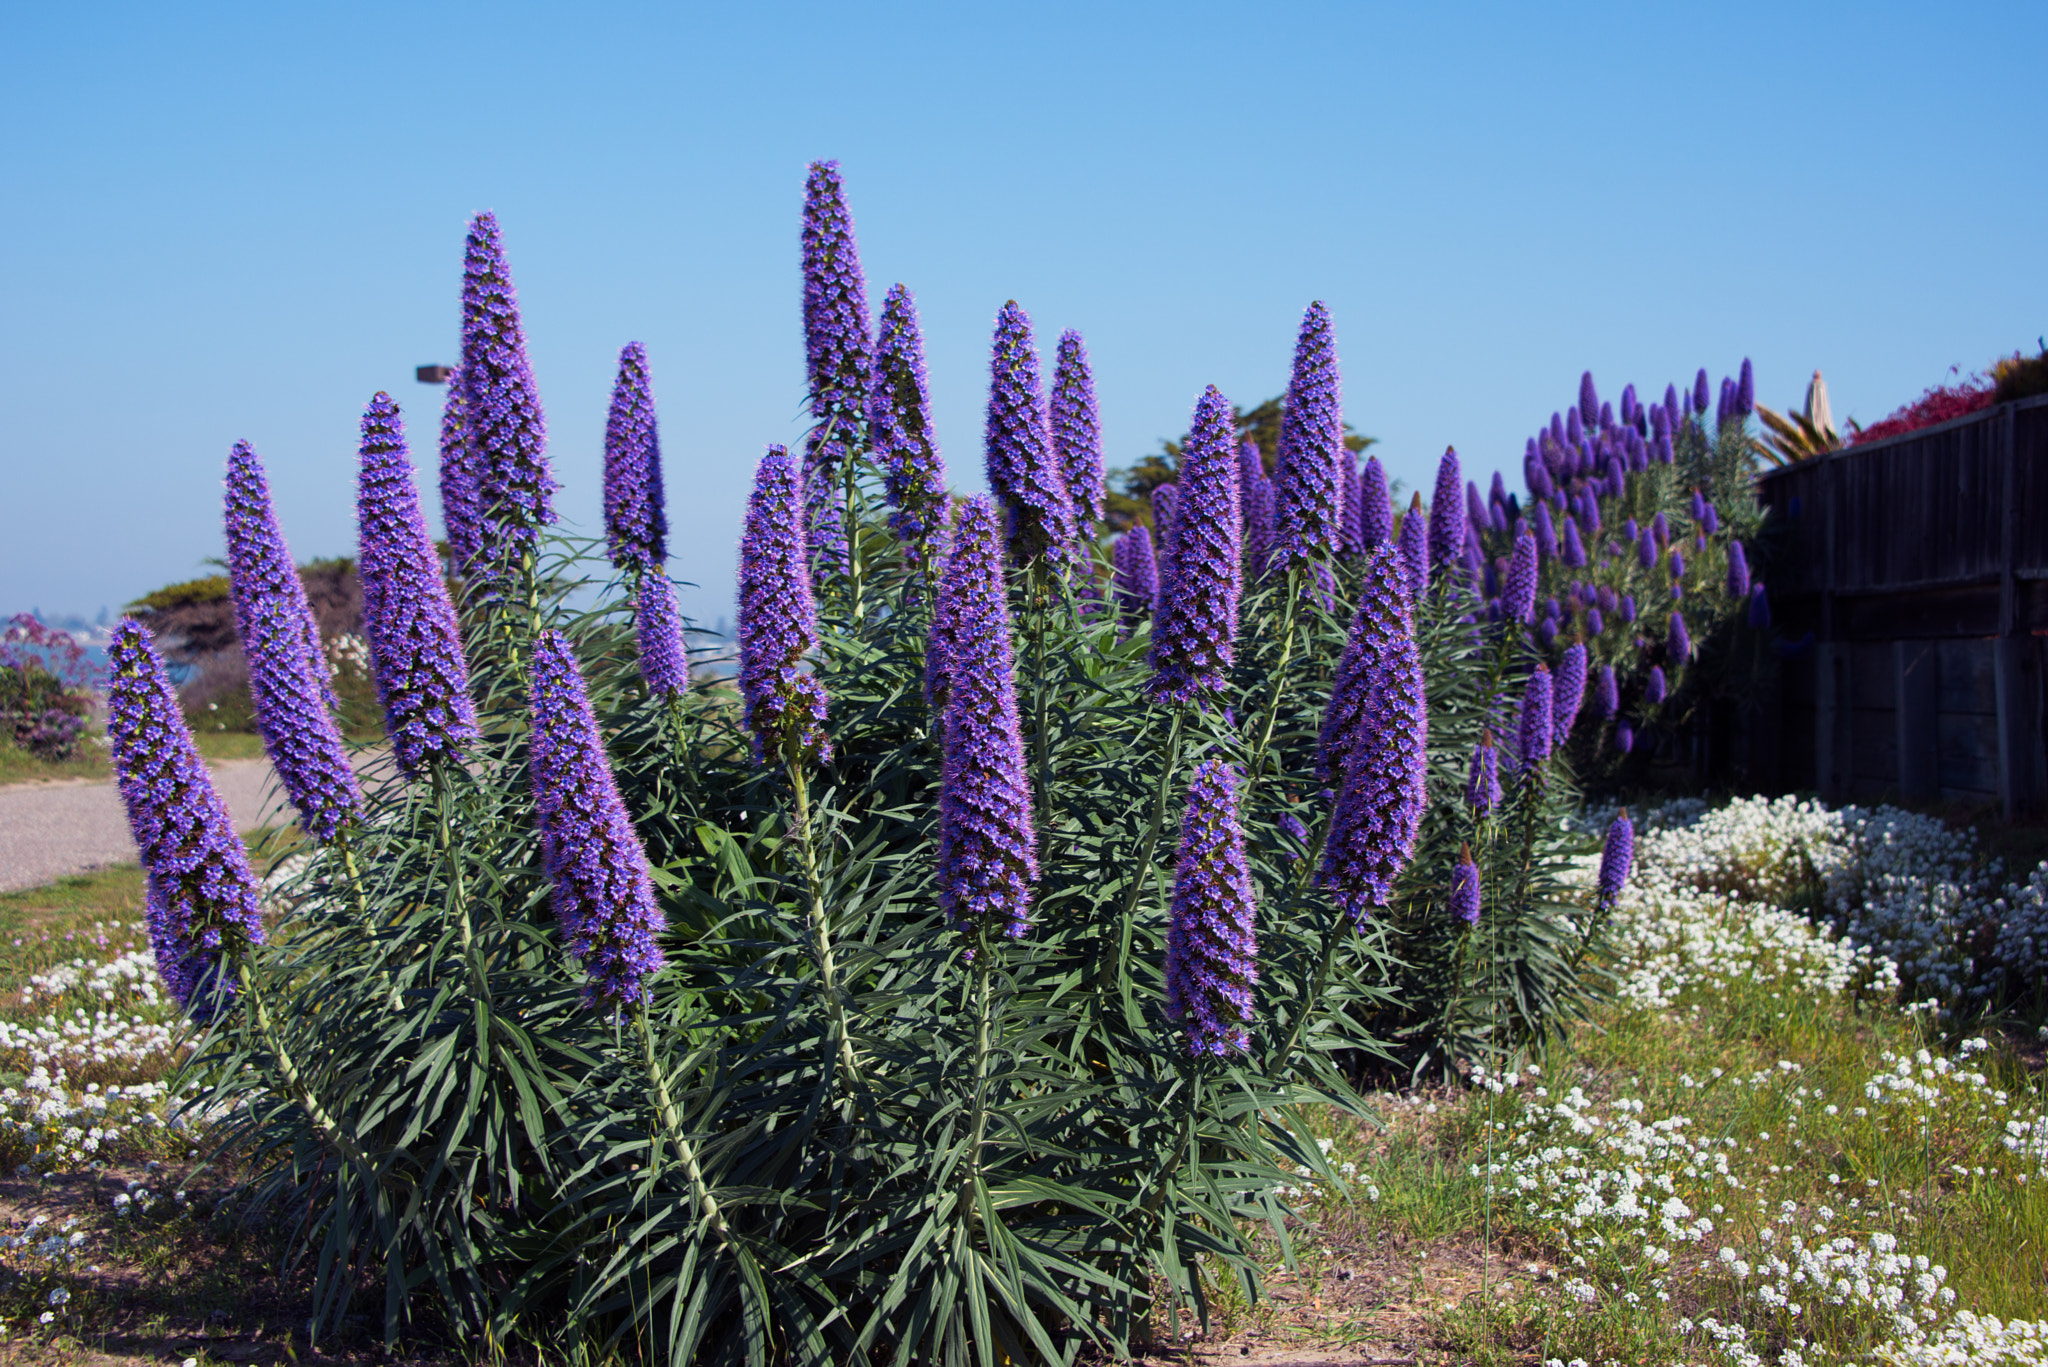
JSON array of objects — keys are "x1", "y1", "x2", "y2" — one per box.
[
  {"x1": 1586, "y1": 608, "x2": 1605, "y2": 636},
  {"x1": 105, "y1": 619, "x2": 265, "y2": 1020},
  {"x1": 1637, "y1": 528, "x2": 1657, "y2": 570},
  {"x1": 1534, "y1": 501, "x2": 1558, "y2": 560},
  {"x1": 1397, "y1": 492, "x2": 1427, "y2": 603},
  {"x1": 635, "y1": 572, "x2": 690, "y2": 697},
  {"x1": 459, "y1": 212, "x2": 555, "y2": 579},
  {"x1": 1597, "y1": 808, "x2": 1635, "y2": 910},
  {"x1": 601, "y1": 342, "x2": 667, "y2": 572},
  {"x1": 1517, "y1": 664, "x2": 1555, "y2": 769},
  {"x1": 1652, "y1": 511, "x2": 1671, "y2": 547},
  {"x1": 870, "y1": 283, "x2": 949, "y2": 551},
  {"x1": 1620, "y1": 383, "x2": 1638, "y2": 427},
  {"x1": 1552, "y1": 642, "x2": 1587, "y2": 745},
  {"x1": 1450, "y1": 845, "x2": 1482, "y2": 927},
  {"x1": 1503, "y1": 529, "x2": 1539, "y2": 625},
  {"x1": 1359, "y1": 455, "x2": 1391, "y2": 550},
  {"x1": 1578, "y1": 371, "x2": 1600, "y2": 428},
  {"x1": 224, "y1": 441, "x2": 363, "y2": 842},
  {"x1": 1727, "y1": 542, "x2": 1751, "y2": 599},
  {"x1": 1749, "y1": 582, "x2": 1772, "y2": 630},
  {"x1": 1427, "y1": 447, "x2": 1465, "y2": 575},
  {"x1": 737, "y1": 445, "x2": 830, "y2": 766},
  {"x1": 529, "y1": 630, "x2": 666, "y2": 1007},
  {"x1": 800, "y1": 160, "x2": 873, "y2": 427},
  {"x1": 934, "y1": 497, "x2": 1037, "y2": 940},
  {"x1": 437, "y1": 369, "x2": 485, "y2": 577},
  {"x1": 1241, "y1": 467, "x2": 1277, "y2": 584},
  {"x1": 1702, "y1": 502, "x2": 1720, "y2": 535},
  {"x1": 1668, "y1": 610, "x2": 1691, "y2": 662},
  {"x1": 1279, "y1": 812, "x2": 1309, "y2": 844},
  {"x1": 1465, "y1": 481, "x2": 1488, "y2": 542},
  {"x1": 1671, "y1": 549, "x2": 1686, "y2": 581},
  {"x1": 1591, "y1": 663, "x2": 1619, "y2": 720},
  {"x1": 1619, "y1": 593, "x2": 1638, "y2": 625},
  {"x1": 1737, "y1": 359, "x2": 1755, "y2": 417},
  {"x1": 357, "y1": 394, "x2": 480, "y2": 775},
  {"x1": 1566, "y1": 406, "x2": 1583, "y2": 447},
  {"x1": 1051, "y1": 329, "x2": 1105, "y2": 540},
  {"x1": 1151, "y1": 387, "x2": 1243, "y2": 702},
  {"x1": 984, "y1": 301, "x2": 1076, "y2": 569},
  {"x1": 1616, "y1": 721, "x2": 1635, "y2": 753},
  {"x1": 1273, "y1": 301, "x2": 1342, "y2": 571},
  {"x1": 1693, "y1": 369, "x2": 1712, "y2": 414},
  {"x1": 1645, "y1": 664, "x2": 1668, "y2": 704},
  {"x1": 1466, "y1": 733, "x2": 1501, "y2": 815},
  {"x1": 1113, "y1": 526, "x2": 1159, "y2": 624},
  {"x1": 1561, "y1": 516, "x2": 1587, "y2": 568},
  {"x1": 1164, "y1": 759, "x2": 1260, "y2": 1058}
]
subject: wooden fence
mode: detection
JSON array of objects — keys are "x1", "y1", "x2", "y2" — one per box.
[{"x1": 1749, "y1": 392, "x2": 2048, "y2": 816}]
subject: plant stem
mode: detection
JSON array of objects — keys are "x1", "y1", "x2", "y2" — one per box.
[
  {"x1": 234, "y1": 958, "x2": 373, "y2": 1169},
  {"x1": 959, "y1": 941, "x2": 993, "y2": 1228},
  {"x1": 1098, "y1": 706, "x2": 1185, "y2": 990},
  {"x1": 432, "y1": 764, "x2": 488, "y2": 999},
  {"x1": 1243, "y1": 565, "x2": 1307, "y2": 800},
  {"x1": 1029, "y1": 565, "x2": 1053, "y2": 829},
  {"x1": 635, "y1": 1003, "x2": 732, "y2": 1247},
  {"x1": 787, "y1": 753, "x2": 860, "y2": 1091},
  {"x1": 1274, "y1": 909, "x2": 1345, "y2": 1066}
]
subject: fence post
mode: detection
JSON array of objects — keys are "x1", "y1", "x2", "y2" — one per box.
[{"x1": 1896, "y1": 640, "x2": 1939, "y2": 801}]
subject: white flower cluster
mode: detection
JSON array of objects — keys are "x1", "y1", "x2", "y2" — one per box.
[
  {"x1": 325, "y1": 631, "x2": 372, "y2": 680},
  {"x1": 0, "y1": 1066, "x2": 176, "y2": 1174},
  {"x1": 22, "y1": 946, "x2": 165, "y2": 1010},
  {"x1": 0, "y1": 1005, "x2": 185, "y2": 1080}
]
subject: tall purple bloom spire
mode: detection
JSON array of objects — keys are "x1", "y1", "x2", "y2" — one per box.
[
  {"x1": 1112, "y1": 527, "x2": 1158, "y2": 625},
  {"x1": 1450, "y1": 846, "x2": 1482, "y2": 927},
  {"x1": 1240, "y1": 440, "x2": 1277, "y2": 582},
  {"x1": 1337, "y1": 446, "x2": 1363, "y2": 558},
  {"x1": 1051, "y1": 330, "x2": 1105, "y2": 541},
  {"x1": 1164, "y1": 759, "x2": 1259, "y2": 1057},
  {"x1": 1561, "y1": 516, "x2": 1586, "y2": 568},
  {"x1": 1396, "y1": 492, "x2": 1428, "y2": 604},
  {"x1": 1319, "y1": 544, "x2": 1407, "y2": 788},
  {"x1": 1151, "y1": 483, "x2": 1180, "y2": 602},
  {"x1": 1517, "y1": 664, "x2": 1554, "y2": 769},
  {"x1": 459, "y1": 212, "x2": 554, "y2": 581},
  {"x1": 105, "y1": 620, "x2": 265, "y2": 1019},
  {"x1": 357, "y1": 394, "x2": 479, "y2": 775},
  {"x1": 529, "y1": 630, "x2": 666, "y2": 1006},
  {"x1": 801, "y1": 161, "x2": 873, "y2": 431},
  {"x1": 1467, "y1": 734, "x2": 1501, "y2": 815},
  {"x1": 1727, "y1": 542, "x2": 1751, "y2": 599},
  {"x1": 1552, "y1": 642, "x2": 1587, "y2": 745},
  {"x1": 1319, "y1": 545, "x2": 1428, "y2": 920},
  {"x1": 1359, "y1": 455, "x2": 1391, "y2": 551},
  {"x1": 1272, "y1": 302, "x2": 1342, "y2": 573},
  {"x1": 1150, "y1": 387, "x2": 1242, "y2": 702},
  {"x1": 984, "y1": 302, "x2": 1075, "y2": 568},
  {"x1": 601, "y1": 342, "x2": 666, "y2": 573},
  {"x1": 934, "y1": 498, "x2": 1036, "y2": 940},
  {"x1": 1645, "y1": 665, "x2": 1668, "y2": 704},
  {"x1": 1578, "y1": 371, "x2": 1600, "y2": 428},
  {"x1": 869, "y1": 284, "x2": 948, "y2": 553},
  {"x1": 1502, "y1": 529, "x2": 1539, "y2": 624},
  {"x1": 1427, "y1": 448, "x2": 1465, "y2": 575},
  {"x1": 737, "y1": 446, "x2": 830, "y2": 765},
  {"x1": 635, "y1": 571, "x2": 690, "y2": 698},
  {"x1": 1596, "y1": 809, "x2": 1635, "y2": 911},
  {"x1": 1590, "y1": 663, "x2": 1619, "y2": 721},
  {"x1": 436, "y1": 370, "x2": 485, "y2": 577},
  {"x1": 224, "y1": 442, "x2": 362, "y2": 842},
  {"x1": 1668, "y1": 610, "x2": 1692, "y2": 662}
]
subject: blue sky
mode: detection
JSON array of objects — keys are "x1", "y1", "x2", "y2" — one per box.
[{"x1": 4, "y1": 2, "x2": 2043, "y2": 627}]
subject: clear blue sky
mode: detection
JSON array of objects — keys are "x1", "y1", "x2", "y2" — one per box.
[{"x1": 4, "y1": 2, "x2": 2043, "y2": 627}]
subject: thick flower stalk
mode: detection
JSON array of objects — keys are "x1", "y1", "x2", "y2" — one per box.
[
  {"x1": 737, "y1": 446, "x2": 830, "y2": 764},
  {"x1": 601, "y1": 342, "x2": 666, "y2": 573},
  {"x1": 635, "y1": 572, "x2": 690, "y2": 698},
  {"x1": 1164, "y1": 759, "x2": 1259, "y2": 1058},
  {"x1": 1467, "y1": 734, "x2": 1500, "y2": 815},
  {"x1": 224, "y1": 442, "x2": 362, "y2": 841},
  {"x1": 1150, "y1": 386, "x2": 1242, "y2": 702},
  {"x1": 1518, "y1": 664, "x2": 1554, "y2": 769},
  {"x1": 1319, "y1": 545, "x2": 1428, "y2": 920},
  {"x1": 984, "y1": 302, "x2": 1075, "y2": 568},
  {"x1": 1427, "y1": 448, "x2": 1464, "y2": 574},
  {"x1": 1502, "y1": 529, "x2": 1538, "y2": 624},
  {"x1": 356, "y1": 394, "x2": 480, "y2": 774},
  {"x1": 934, "y1": 497, "x2": 1036, "y2": 939},
  {"x1": 1596, "y1": 809, "x2": 1635, "y2": 911},
  {"x1": 529, "y1": 631, "x2": 666, "y2": 1006},
  {"x1": 1359, "y1": 455, "x2": 1392, "y2": 550},
  {"x1": 1051, "y1": 329, "x2": 1105, "y2": 540},
  {"x1": 1450, "y1": 846, "x2": 1481, "y2": 926},
  {"x1": 868, "y1": 283, "x2": 948, "y2": 554},
  {"x1": 1552, "y1": 642, "x2": 1587, "y2": 746},
  {"x1": 436, "y1": 370, "x2": 485, "y2": 575},
  {"x1": 1272, "y1": 301, "x2": 1342, "y2": 572},
  {"x1": 105, "y1": 620, "x2": 265, "y2": 1018},
  {"x1": 459, "y1": 211, "x2": 554, "y2": 580},
  {"x1": 1112, "y1": 527, "x2": 1157, "y2": 625},
  {"x1": 1396, "y1": 493, "x2": 1427, "y2": 604}
]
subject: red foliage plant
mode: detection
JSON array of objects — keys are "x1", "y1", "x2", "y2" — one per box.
[{"x1": 1850, "y1": 372, "x2": 1997, "y2": 445}]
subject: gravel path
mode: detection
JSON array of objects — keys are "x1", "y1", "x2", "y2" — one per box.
[{"x1": 0, "y1": 761, "x2": 294, "y2": 893}]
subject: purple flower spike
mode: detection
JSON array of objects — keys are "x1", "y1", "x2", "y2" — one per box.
[
  {"x1": 105, "y1": 620, "x2": 265, "y2": 1020},
  {"x1": 1518, "y1": 664, "x2": 1554, "y2": 769},
  {"x1": 1151, "y1": 387, "x2": 1242, "y2": 702},
  {"x1": 635, "y1": 572, "x2": 690, "y2": 698},
  {"x1": 1151, "y1": 482, "x2": 1180, "y2": 603},
  {"x1": 1164, "y1": 759, "x2": 1260, "y2": 1058},
  {"x1": 1586, "y1": 607, "x2": 1604, "y2": 636},
  {"x1": 1242, "y1": 469, "x2": 1277, "y2": 583},
  {"x1": 436, "y1": 371, "x2": 485, "y2": 576},
  {"x1": 1561, "y1": 516, "x2": 1586, "y2": 568},
  {"x1": 1668, "y1": 610, "x2": 1691, "y2": 662},
  {"x1": 935, "y1": 497, "x2": 1037, "y2": 940},
  {"x1": 1359, "y1": 455, "x2": 1391, "y2": 550},
  {"x1": 1051, "y1": 330, "x2": 1105, "y2": 541},
  {"x1": 459, "y1": 212, "x2": 554, "y2": 581},
  {"x1": 1663, "y1": 383, "x2": 1681, "y2": 434},
  {"x1": 1619, "y1": 594, "x2": 1638, "y2": 625},
  {"x1": 1113, "y1": 526, "x2": 1158, "y2": 624},
  {"x1": 1693, "y1": 369, "x2": 1711, "y2": 414},
  {"x1": 529, "y1": 630, "x2": 666, "y2": 1007},
  {"x1": 1318, "y1": 545, "x2": 1428, "y2": 920},
  {"x1": 224, "y1": 442, "x2": 362, "y2": 842},
  {"x1": 1465, "y1": 482, "x2": 1488, "y2": 542},
  {"x1": 1553, "y1": 643, "x2": 1587, "y2": 745},
  {"x1": 357, "y1": 394, "x2": 480, "y2": 775},
  {"x1": 1737, "y1": 359, "x2": 1755, "y2": 417},
  {"x1": 1272, "y1": 302, "x2": 1342, "y2": 573},
  {"x1": 1501, "y1": 529, "x2": 1539, "y2": 625},
  {"x1": 1637, "y1": 528, "x2": 1657, "y2": 570},
  {"x1": 1653, "y1": 511, "x2": 1671, "y2": 547},
  {"x1": 1670, "y1": 549, "x2": 1686, "y2": 582},
  {"x1": 869, "y1": 284, "x2": 948, "y2": 551},
  {"x1": 1597, "y1": 809, "x2": 1635, "y2": 910},
  {"x1": 1645, "y1": 665, "x2": 1668, "y2": 704},
  {"x1": 737, "y1": 445, "x2": 830, "y2": 766},
  {"x1": 1579, "y1": 372, "x2": 1600, "y2": 427},
  {"x1": 1591, "y1": 663, "x2": 1618, "y2": 720},
  {"x1": 1428, "y1": 448, "x2": 1465, "y2": 576},
  {"x1": 1750, "y1": 583, "x2": 1771, "y2": 629},
  {"x1": 1467, "y1": 734, "x2": 1501, "y2": 815},
  {"x1": 1616, "y1": 722, "x2": 1635, "y2": 753},
  {"x1": 985, "y1": 302, "x2": 1076, "y2": 569},
  {"x1": 1338, "y1": 447, "x2": 1363, "y2": 558},
  {"x1": 601, "y1": 342, "x2": 666, "y2": 573},
  {"x1": 1397, "y1": 493, "x2": 1427, "y2": 604},
  {"x1": 800, "y1": 160, "x2": 873, "y2": 443},
  {"x1": 1450, "y1": 846, "x2": 1482, "y2": 927},
  {"x1": 1727, "y1": 542, "x2": 1751, "y2": 599}
]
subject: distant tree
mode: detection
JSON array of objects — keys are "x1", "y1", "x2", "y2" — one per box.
[{"x1": 1102, "y1": 395, "x2": 1374, "y2": 533}]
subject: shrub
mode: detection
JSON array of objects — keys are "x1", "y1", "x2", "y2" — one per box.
[{"x1": 0, "y1": 615, "x2": 101, "y2": 761}]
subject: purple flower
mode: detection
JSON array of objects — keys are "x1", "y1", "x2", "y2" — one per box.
[
  {"x1": 1113, "y1": 526, "x2": 1158, "y2": 624},
  {"x1": 601, "y1": 342, "x2": 666, "y2": 573},
  {"x1": 800, "y1": 160, "x2": 872, "y2": 444},
  {"x1": 1465, "y1": 482, "x2": 1488, "y2": 543},
  {"x1": 1586, "y1": 607, "x2": 1604, "y2": 636},
  {"x1": 1552, "y1": 643, "x2": 1587, "y2": 745},
  {"x1": 1693, "y1": 369, "x2": 1711, "y2": 414},
  {"x1": 737, "y1": 445, "x2": 830, "y2": 765},
  {"x1": 1534, "y1": 502, "x2": 1557, "y2": 559},
  {"x1": 1525, "y1": 444, "x2": 1555, "y2": 500},
  {"x1": 1502, "y1": 529, "x2": 1538, "y2": 624},
  {"x1": 1578, "y1": 372, "x2": 1600, "y2": 427},
  {"x1": 356, "y1": 394, "x2": 480, "y2": 775},
  {"x1": 1701, "y1": 501, "x2": 1720, "y2": 535},
  {"x1": 105, "y1": 620, "x2": 265, "y2": 1019},
  {"x1": 1596, "y1": 809, "x2": 1634, "y2": 910},
  {"x1": 1668, "y1": 610, "x2": 1691, "y2": 662},
  {"x1": 1561, "y1": 516, "x2": 1586, "y2": 568},
  {"x1": 869, "y1": 284, "x2": 948, "y2": 551},
  {"x1": 1663, "y1": 383, "x2": 1681, "y2": 434},
  {"x1": 1736, "y1": 359, "x2": 1755, "y2": 417},
  {"x1": 529, "y1": 630, "x2": 666, "y2": 1006},
  {"x1": 1359, "y1": 455, "x2": 1391, "y2": 550},
  {"x1": 635, "y1": 572, "x2": 690, "y2": 698},
  {"x1": 436, "y1": 370, "x2": 485, "y2": 576},
  {"x1": 1652, "y1": 511, "x2": 1671, "y2": 547},
  {"x1": 1338, "y1": 446, "x2": 1363, "y2": 558},
  {"x1": 1467, "y1": 734, "x2": 1501, "y2": 815},
  {"x1": 1670, "y1": 549, "x2": 1686, "y2": 582},
  {"x1": 935, "y1": 497, "x2": 1037, "y2": 940},
  {"x1": 1590, "y1": 664, "x2": 1618, "y2": 720},
  {"x1": 1241, "y1": 468, "x2": 1277, "y2": 583},
  {"x1": 224, "y1": 442, "x2": 362, "y2": 842},
  {"x1": 1151, "y1": 482, "x2": 1180, "y2": 603},
  {"x1": 984, "y1": 302, "x2": 1076, "y2": 569},
  {"x1": 1618, "y1": 594, "x2": 1637, "y2": 625},
  {"x1": 1318, "y1": 545, "x2": 1428, "y2": 920},
  {"x1": 1616, "y1": 722, "x2": 1635, "y2": 753},
  {"x1": 1620, "y1": 383, "x2": 1638, "y2": 427},
  {"x1": 1164, "y1": 759, "x2": 1260, "y2": 1057},
  {"x1": 1450, "y1": 846, "x2": 1482, "y2": 927},
  {"x1": 1727, "y1": 542, "x2": 1751, "y2": 599},
  {"x1": 459, "y1": 212, "x2": 554, "y2": 582},
  {"x1": 1051, "y1": 330, "x2": 1105, "y2": 541},
  {"x1": 1272, "y1": 302, "x2": 1342, "y2": 572},
  {"x1": 1517, "y1": 664, "x2": 1554, "y2": 769},
  {"x1": 1749, "y1": 583, "x2": 1771, "y2": 629},
  {"x1": 1427, "y1": 448, "x2": 1465, "y2": 577},
  {"x1": 1637, "y1": 528, "x2": 1657, "y2": 570},
  {"x1": 1645, "y1": 665, "x2": 1667, "y2": 704},
  {"x1": 1396, "y1": 493, "x2": 1427, "y2": 604},
  {"x1": 1151, "y1": 387, "x2": 1242, "y2": 702}
]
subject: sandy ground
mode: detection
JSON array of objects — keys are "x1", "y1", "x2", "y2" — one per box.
[{"x1": 0, "y1": 760, "x2": 292, "y2": 892}]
